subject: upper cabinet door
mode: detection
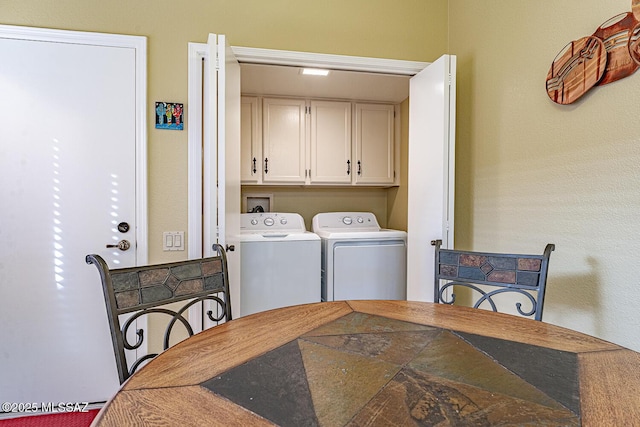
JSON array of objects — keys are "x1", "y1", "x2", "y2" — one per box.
[
  {"x1": 240, "y1": 96, "x2": 261, "y2": 183},
  {"x1": 354, "y1": 103, "x2": 395, "y2": 185},
  {"x1": 262, "y1": 97, "x2": 307, "y2": 183},
  {"x1": 310, "y1": 100, "x2": 351, "y2": 184}
]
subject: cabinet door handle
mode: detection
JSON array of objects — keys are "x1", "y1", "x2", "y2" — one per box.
[
  {"x1": 347, "y1": 160, "x2": 351, "y2": 175},
  {"x1": 264, "y1": 158, "x2": 268, "y2": 174},
  {"x1": 252, "y1": 157, "x2": 257, "y2": 174},
  {"x1": 357, "y1": 160, "x2": 362, "y2": 176}
]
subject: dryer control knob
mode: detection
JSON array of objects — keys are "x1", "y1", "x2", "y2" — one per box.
[
  {"x1": 280, "y1": 218, "x2": 288, "y2": 225},
  {"x1": 264, "y1": 217, "x2": 275, "y2": 226},
  {"x1": 251, "y1": 219, "x2": 258, "y2": 225},
  {"x1": 357, "y1": 217, "x2": 364, "y2": 223},
  {"x1": 342, "y1": 217, "x2": 352, "y2": 225}
]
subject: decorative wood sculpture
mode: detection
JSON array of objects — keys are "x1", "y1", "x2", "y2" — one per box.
[
  {"x1": 547, "y1": 0, "x2": 640, "y2": 104},
  {"x1": 631, "y1": 0, "x2": 640, "y2": 65},
  {"x1": 592, "y1": 12, "x2": 638, "y2": 86},
  {"x1": 546, "y1": 37, "x2": 606, "y2": 105}
]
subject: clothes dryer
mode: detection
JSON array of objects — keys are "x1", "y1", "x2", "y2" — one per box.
[
  {"x1": 239, "y1": 212, "x2": 320, "y2": 316},
  {"x1": 312, "y1": 212, "x2": 407, "y2": 301}
]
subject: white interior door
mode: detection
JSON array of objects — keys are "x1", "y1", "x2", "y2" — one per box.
[
  {"x1": 0, "y1": 25, "x2": 146, "y2": 406},
  {"x1": 407, "y1": 55, "x2": 456, "y2": 302},
  {"x1": 204, "y1": 34, "x2": 241, "y2": 321}
]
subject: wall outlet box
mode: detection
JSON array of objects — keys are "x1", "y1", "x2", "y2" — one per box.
[{"x1": 163, "y1": 231, "x2": 185, "y2": 251}]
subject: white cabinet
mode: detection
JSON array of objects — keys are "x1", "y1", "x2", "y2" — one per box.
[
  {"x1": 241, "y1": 96, "x2": 261, "y2": 183},
  {"x1": 242, "y1": 97, "x2": 397, "y2": 186},
  {"x1": 262, "y1": 97, "x2": 306, "y2": 184},
  {"x1": 310, "y1": 100, "x2": 351, "y2": 184},
  {"x1": 354, "y1": 103, "x2": 395, "y2": 185}
]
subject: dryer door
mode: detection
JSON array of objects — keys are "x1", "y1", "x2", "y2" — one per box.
[{"x1": 333, "y1": 241, "x2": 406, "y2": 301}]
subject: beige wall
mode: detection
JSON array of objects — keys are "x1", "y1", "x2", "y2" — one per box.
[
  {"x1": 0, "y1": 0, "x2": 448, "y2": 262},
  {"x1": 5, "y1": 0, "x2": 640, "y2": 352},
  {"x1": 450, "y1": 0, "x2": 640, "y2": 351}
]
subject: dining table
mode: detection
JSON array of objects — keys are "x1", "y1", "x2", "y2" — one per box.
[{"x1": 91, "y1": 300, "x2": 640, "y2": 426}]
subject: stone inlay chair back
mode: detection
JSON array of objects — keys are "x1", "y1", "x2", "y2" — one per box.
[
  {"x1": 86, "y1": 244, "x2": 232, "y2": 384},
  {"x1": 431, "y1": 240, "x2": 555, "y2": 321}
]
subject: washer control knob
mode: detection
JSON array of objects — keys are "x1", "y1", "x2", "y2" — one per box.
[
  {"x1": 280, "y1": 217, "x2": 288, "y2": 225},
  {"x1": 357, "y1": 216, "x2": 364, "y2": 223},
  {"x1": 342, "y1": 216, "x2": 352, "y2": 225},
  {"x1": 264, "y1": 217, "x2": 275, "y2": 226},
  {"x1": 251, "y1": 219, "x2": 258, "y2": 225}
]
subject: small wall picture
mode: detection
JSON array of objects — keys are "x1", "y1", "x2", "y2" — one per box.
[{"x1": 155, "y1": 102, "x2": 183, "y2": 130}]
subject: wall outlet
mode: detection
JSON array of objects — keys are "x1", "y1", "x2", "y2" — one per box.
[{"x1": 163, "y1": 231, "x2": 185, "y2": 251}]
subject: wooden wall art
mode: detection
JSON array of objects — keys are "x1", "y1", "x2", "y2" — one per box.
[{"x1": 546, "y1": 0, "x2": 640, "y2": 104}]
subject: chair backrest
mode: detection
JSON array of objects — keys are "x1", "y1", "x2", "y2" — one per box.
[
  {"x1": 86, "y1": 244, "x2": 231, "y2": 384},
  {"x1": 431, "y1": 240, "x2": 555, "y2": 321}
]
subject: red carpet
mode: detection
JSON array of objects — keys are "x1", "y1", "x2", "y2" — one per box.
[{"x1": 0, "y1": 409, "x2": 99, "y2": 427}]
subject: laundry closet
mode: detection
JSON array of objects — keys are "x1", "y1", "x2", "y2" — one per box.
[
  {"x1": 228, "y1": 52, "x2": 456, "y2": 305},
  {"x1": 238, "y1": 63, "x2": 410, "y2": 229}
]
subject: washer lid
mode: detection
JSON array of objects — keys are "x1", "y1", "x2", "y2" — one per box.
[
  {"x1": 313, "y1": 228, "x2": 407, "y2": 240},
  {"x1": 312, "y1": 212, "x2": 381, "y2": 233},
  {"x1": 239, "y1": 231, "x2": 320, "y2": 242},
  {"x1": 241, "y1": 212, "x2": 308, "y2": 234}
]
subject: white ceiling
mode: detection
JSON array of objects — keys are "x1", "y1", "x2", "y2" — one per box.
[{"x1": 240, "y1": 63, "x2": 410, "y2": 103}]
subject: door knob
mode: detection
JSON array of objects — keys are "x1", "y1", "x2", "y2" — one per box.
[{"x1": 106, "y1": 240, "x2": 131, "y2": 251}]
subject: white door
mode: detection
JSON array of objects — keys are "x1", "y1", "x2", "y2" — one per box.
[
  {"x1": 0, "y1": 26, "x2": 146, "y2": 405},
  {"x1": 407, "y1": 55, "x2": 456, "y2": 301},
  {"x1": 204, "y1": 34, "x2": 241, "y2": 319}
]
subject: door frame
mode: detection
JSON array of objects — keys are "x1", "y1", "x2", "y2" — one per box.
[
  {"x1": 188, "y1": 45, "x2": 430, "y2": 257},
  {"x1": 186, "y1": 44, "x2": 450, "y2": 313},
  {"x1": 230, "y1": 46, "x2": 428, "y2": 75}
]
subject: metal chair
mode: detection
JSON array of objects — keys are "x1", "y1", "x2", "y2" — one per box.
[
  {"x1": 431, "y1": 240, "x2": 555, "y2": 321},
  {"x1": 86, "y1": 244, "x2": 231, "y2": 384}
]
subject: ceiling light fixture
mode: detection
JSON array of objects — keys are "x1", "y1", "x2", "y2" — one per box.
[{"x1": 301, "y1": 68, "x2": 330, "y2": 76}]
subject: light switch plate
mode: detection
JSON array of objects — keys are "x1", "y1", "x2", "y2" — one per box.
[{"x1": 163, "y1": 231, "x2": 185, "y2": 251}]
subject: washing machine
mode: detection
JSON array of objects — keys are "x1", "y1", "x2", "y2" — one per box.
[
  {"x1": 239, "y1": 212, "x2": 321, "y2": 317},
  {"x1": 312, "y1": 212, "x2": 407, "y2": 301}
]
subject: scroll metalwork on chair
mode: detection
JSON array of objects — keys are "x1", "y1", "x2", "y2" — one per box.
[
  {"x1": 86, "y1": 244, "x2": 232, "y2": 384},
  {"x1": 431, "y1": 240, "x2": 554, "y2": 321}
]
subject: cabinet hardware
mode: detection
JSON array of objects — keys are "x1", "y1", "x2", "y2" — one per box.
[
  {"x1": 252, "y1": 157, "x2": 257, "y2": 174},
  {"x1": 357, "y1": 160, "x2": 362, "y2": 176},
  {"x1": 264, "y1": 158, "x2": 269, "y2": 174},
  {"x1": 347, "y1": 160, "x2": 351, "y2": 175}
]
